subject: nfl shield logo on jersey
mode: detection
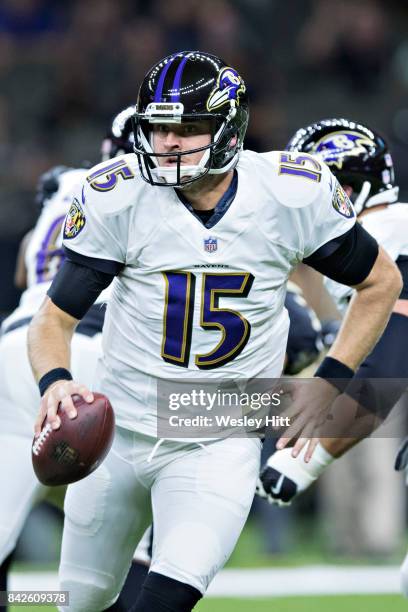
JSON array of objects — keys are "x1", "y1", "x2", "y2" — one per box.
[{"x1": 204, "y1": 237, "x2": 218, "y2": 253}]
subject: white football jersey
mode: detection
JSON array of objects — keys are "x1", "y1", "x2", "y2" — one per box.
[
  {"x1": 2, "y1": 169, "x2": 86, "y2": 330},
  {"x1": 326, "y1": 202, "x2": 408, "y2": 313},
  {"x1": 62, "y1": 150, "x2": 355, "y2": 433}
]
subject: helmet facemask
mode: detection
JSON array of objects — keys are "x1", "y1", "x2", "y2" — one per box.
[{"x1": 133, "y1": 102, "x2": 242, "y2": 188}]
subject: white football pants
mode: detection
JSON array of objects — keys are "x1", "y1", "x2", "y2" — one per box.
[{"x1": 59, "y1": 429, "x2": 261, "y2": 611}]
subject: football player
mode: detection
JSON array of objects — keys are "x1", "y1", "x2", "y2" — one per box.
[
  {"x1": 28, "y1": 53, "x2": 401, "y2": 612},
  {"x1": 258, "y1": 118, "x2": 408, "y2": 520}
]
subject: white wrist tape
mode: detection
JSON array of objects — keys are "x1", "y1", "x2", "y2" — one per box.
[{"x1": 267, "y1": 442, "x2": 334, "y2": 492}]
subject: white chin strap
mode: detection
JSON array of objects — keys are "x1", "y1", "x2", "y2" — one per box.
[
  {"x1": 154, "y1": 164, "x2": 207, "y2": 181},
  {"x1": 354, "y1": 181, "x2": 399, "y2": 215}
]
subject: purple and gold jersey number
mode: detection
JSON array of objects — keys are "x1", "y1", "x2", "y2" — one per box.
[
  {"x1": 36, "y1": 215, "x2": 66, "y2": 283},
  {"x1": 278, "y1": 153, "x2": 322, "y2": 182},
  {"x1": 162, "y1": 271, "x2": 254, "y2": 369},
  {"x1": 87, "y1": 159, "x2": 134, "y2": 192}
]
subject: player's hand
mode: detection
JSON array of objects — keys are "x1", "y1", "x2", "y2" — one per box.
[
  {"x1": 34, "y1": 380, "x2": 94, "y2": 437},
  {"x1": 256, "y1": 443, "x2": 334, "y2": 506},
  {"x1": 256, "y1": 450, "x2": 299, "y2": 507},
  {"x1": 276, "y1": 378, "x2": 339, "y2": 461}
]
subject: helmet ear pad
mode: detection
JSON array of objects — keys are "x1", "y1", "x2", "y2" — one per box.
[{"x1": 211, "y1": 108, "x2": 248, "y2": 171}]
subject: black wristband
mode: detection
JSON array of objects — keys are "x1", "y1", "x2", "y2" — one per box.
[
  {"x1": 314, "y1": 356, "x2": 354, "y2": 393},
  {"x1": 39, "y1": 368, "x2": 73, "y2": 397}
]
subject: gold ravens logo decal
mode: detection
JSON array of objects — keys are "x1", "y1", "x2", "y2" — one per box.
[
  {"x1": 64, "y1": 198, "x2": 86, "y2": 239},
  {"x1": 332, "y1": 183, "x2": 355, "y2": 219}
]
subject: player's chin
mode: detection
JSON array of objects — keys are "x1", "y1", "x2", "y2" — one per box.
[{"x1": 177, "y1": 175, "x2": 206, "y2": 191}]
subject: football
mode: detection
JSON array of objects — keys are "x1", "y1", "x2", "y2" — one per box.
[{"x1": 32, "y1": 392, "x2": 115, "y2": 486}]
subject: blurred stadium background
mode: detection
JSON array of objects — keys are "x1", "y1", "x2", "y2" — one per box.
[{"x1": 1, "y1": 0, "x2": 408, "y2": 610}]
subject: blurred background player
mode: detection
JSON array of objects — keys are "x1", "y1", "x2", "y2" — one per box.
[
  {"x1": 258, "y1": 117, "x2": 408, "y2": 559},
  {"x1": 0, "y1": 165, "x2": 94, "y2": 609},
  {"x1": 283, "y1": 283, "x2": 323, "y2": 377},
  {"x1": 0, "y1": 107, "x2": 152, "y2": 612}
]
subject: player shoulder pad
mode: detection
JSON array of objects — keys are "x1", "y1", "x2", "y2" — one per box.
[
  {"x1": 83, "y1": 153, "x2": 141, "y2": 215},
  {"x1": 260, "y1": 150, "x2": 333, "y2": 209}
]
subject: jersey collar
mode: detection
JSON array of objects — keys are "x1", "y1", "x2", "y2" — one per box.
[{"x1": 175, "y1": 170, "x2": 238, "y2": 229}]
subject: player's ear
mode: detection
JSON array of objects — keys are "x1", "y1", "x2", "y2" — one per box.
[{"x1": 229, "y1": 135, "x2": 238, "y2": 148}]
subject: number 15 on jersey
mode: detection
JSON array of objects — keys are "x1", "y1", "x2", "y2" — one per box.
[{"x1": 162, "y1": 271, "x2": 254, "y2": 369}]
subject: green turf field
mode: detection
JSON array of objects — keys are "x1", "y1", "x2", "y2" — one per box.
[
  {"x1": 196, "y1": 595, "x2": 407, "y2": 611},
  {"x1": 9, "y1": 595, "x2": 406, "y2": 612},
  {"x1": 227, "y1": 518, "x2": 407, "y2": 568}
]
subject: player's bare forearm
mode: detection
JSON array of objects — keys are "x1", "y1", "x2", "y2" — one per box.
[
  {"x1": 275, "y1": 248, "x2": 401, "y2": 462},
  {"x1": 28, "y1": 297, "x2": 95, "y2": 435},
  {"x1": 28, "y1": 296, "x2": 78, "y2": 382},
  {"x1": 318, "y1": 248, "x2": 402, "y2": 457},
  {"x1": 328, "y1": 246, "x2": 402, "y2": 370}
]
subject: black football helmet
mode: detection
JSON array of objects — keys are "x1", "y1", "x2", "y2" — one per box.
[
  {"x1": 133, "y1": 50, "x2": 249, "y2": 187},
  {"x1": 101, "y1": 106, "x2": 135, "y2": 161},
  {"x1": 286, "y1": 118, "x2": 398, "y2": 214},
  {"x1": 35, "y1": 165, "x2": 74, "y2": 209}
]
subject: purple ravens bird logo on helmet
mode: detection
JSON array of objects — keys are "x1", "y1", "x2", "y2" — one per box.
[
  {"x1": 206, "y1": 67, "x2": 246, "y2": 111},
  {"x1": 311, "y1": 131, "x2": 376, "y2": 170}
]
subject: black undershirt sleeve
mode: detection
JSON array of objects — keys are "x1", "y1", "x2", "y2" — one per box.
[
  {"x1": 64, "y1": 246, "x2": 124, "y2": 275},
  {"x1": 303, "y1": 223, "x2": 379, "y2": 286},
  {"x1": 47, "y1": 260, "x2": 115, "y2": 320}
]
